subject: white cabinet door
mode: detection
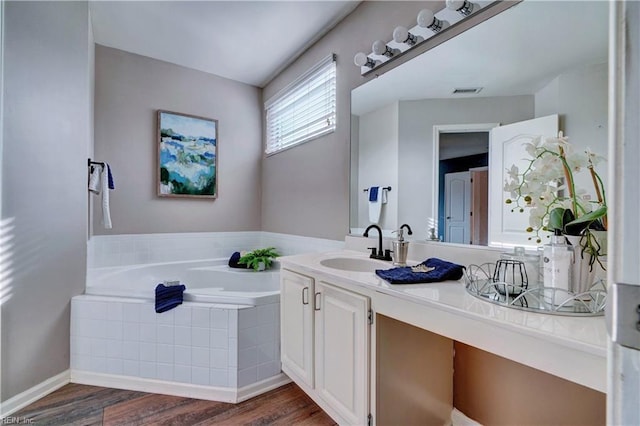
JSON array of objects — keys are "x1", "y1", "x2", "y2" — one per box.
[
  {"x1": 280, "y1": 269, "x2": 314, "y2": 388},
  {"x1": 314, "y1": 281, "x2": 370, "y2": 425}
]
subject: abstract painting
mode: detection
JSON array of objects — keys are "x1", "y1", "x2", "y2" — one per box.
[{"x1": 157, "y1": 110, "x2": 218, "y2": 198}]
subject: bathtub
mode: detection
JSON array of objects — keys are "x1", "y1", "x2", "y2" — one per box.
[
  {"x1": 86, "y1": 259, "x2": 280, "y2": 306},
  {"x1": 72, "y1": 258, "x2": 286, "y2": 403}
]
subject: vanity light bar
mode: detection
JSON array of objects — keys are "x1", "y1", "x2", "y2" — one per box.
[{"x1": 355, "y1": 0, "x2": 493, "y2": 76}]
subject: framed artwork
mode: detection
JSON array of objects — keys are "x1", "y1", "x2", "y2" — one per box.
[{"x1": 157, "y1": 110, "x2": 218, "y2": 199}]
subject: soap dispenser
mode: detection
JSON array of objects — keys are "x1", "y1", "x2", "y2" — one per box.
[{"x1": 392, "y1": 224, "x2": 413, "y2": 266}]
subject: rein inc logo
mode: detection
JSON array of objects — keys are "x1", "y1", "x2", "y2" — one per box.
[{"x1": 2, "y1": 418, "x2": 33, "y2": 425}]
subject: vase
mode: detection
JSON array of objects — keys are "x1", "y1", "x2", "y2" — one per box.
[{"x1": 564, "y1": 235, "x2": 605, "y2": 297}]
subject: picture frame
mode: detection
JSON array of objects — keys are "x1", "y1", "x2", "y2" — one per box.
[{"x1": 157, "y1": 110, "x2": 218, "y2": 199}]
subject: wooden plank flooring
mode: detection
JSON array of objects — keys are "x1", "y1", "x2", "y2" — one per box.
[{"x1": 13, "y1": 383, "x2": 336, "y2": 425}]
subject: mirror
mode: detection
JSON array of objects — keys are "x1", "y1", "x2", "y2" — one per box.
[{"x1": 350, "y1": 0, "x2": 608, "y2": 246}]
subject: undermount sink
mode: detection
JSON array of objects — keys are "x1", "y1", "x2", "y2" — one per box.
[{"x1": 319, "y1": 257, "x2": 389, "y2": 273}]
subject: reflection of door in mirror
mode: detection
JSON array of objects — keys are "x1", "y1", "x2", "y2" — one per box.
[{"x1": 444, "y1": 171, "x2": 470, "y2": 244}]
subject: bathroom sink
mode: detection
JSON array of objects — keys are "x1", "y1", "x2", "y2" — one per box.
[{"x1": 319, "y1": 257, "x2": 389, "y2": 273}]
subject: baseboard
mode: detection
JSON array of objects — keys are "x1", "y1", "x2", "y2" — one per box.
[
  {"x1": 236, "y1": 373, "x2": 291, "y2": 403},
  {"x1": 71, "y1": 370, "x2": 289, "y2": 403},
  {"x1": 1, "y1": 370, "x2": 71, "y2": 418}
]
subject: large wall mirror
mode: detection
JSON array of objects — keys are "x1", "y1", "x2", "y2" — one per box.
[{"x1": 350, "y1": 0, "x2": 608, "y2": 247}]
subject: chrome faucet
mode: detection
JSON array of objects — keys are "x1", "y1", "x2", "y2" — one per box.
[{"x1": 363, "y1": 225, "x2": 392, "y2": 261}]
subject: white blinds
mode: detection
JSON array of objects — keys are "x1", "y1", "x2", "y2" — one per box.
[{"x1": 265, "y1": 54, "x2": 336, "y2": 155}]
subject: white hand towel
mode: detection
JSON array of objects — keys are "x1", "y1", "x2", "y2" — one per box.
[
  {"x1": 88, "y1": 165, "x2": 101, "y2": 193},
  {"x1": 368, "y1": 186, "x2": 382, "y2": 224},
  {"x1": 100, "y1": 164, "x2": 112, "y2": 229}
]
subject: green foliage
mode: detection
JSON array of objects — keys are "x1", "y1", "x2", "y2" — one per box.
[{"x1": 238, "y1": 247, "x2": 280, "y2": 271}]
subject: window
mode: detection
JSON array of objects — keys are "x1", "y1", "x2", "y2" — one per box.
[{"x1": 265, "y1": 54, "x2": 336, "y2": 155}]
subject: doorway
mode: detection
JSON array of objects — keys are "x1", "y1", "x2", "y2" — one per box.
[{"x1": 433, "y1": 124, "x2": 498, "y2": 244}]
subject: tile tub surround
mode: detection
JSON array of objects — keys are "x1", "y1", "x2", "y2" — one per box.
[
  {"x1": 88, "y1": 231, "x2": 344, "y2": 268},
  {"x1": 70, "y1": 296, "x2": 282, "y2": 401}
]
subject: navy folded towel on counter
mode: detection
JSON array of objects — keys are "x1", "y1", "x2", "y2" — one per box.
[
  {"x1": 375, "y1": 258, "x2": 465, "y2": 284},
  {"x1": 155, "y1": 283, "x2": 186, "y2": 313},
  {"x1": 228, "y1": 251, "x2": 249, "y2": 269}
]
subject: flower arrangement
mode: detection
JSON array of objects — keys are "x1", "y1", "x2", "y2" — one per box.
[{"x1": 503, "y1": 132, "x2": 607, "y2": 269}]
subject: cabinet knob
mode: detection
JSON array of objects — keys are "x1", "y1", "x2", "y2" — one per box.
[
  {"x1": 314, "y1": 292, "x2": 321, "y2": 311},
  {"x1": 302, "y1": 287, "x2": 309, "y2": 305}
]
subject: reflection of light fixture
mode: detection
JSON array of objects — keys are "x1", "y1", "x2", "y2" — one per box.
[
  {"x1": 354, "y1": 52, "x2": 376, "y2": 69},
  {"x1": 446, "y1": 0, "x2": 475, "y2": 16},
  {"x1": 417, "y1": 8, "x2": 448, "y2": 33},
  {"x1": 372, "y1": 40, "x2": 396, "y2": 57},
  {"x1": 393, "y1": 26, "x2": 419, "y2": 46}
]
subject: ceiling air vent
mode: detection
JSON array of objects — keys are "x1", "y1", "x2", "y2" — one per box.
[{"x1": 452, "y1": 87, "x2": 483, "y2": 95}]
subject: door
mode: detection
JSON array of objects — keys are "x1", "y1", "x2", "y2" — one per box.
[
  {"x1": 488, "y1": 114, "x2": 559, "y2": 247},
  {"x1": 607, "y1": 2, "x2": 640, "y2": 424},
  {"x1": 314, "y1": 281, "x2": 370, "y2": 425},
  {"x1": 280, "y1": 270, "x2": 314, "y2": 388},
  {"x1": 444, "y1": 171, "x2": 470, "y2": 244}
]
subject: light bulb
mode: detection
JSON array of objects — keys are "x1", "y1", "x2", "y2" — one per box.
[
  {"x1": 354, "y1": 52, "x2": 375, "y2": 69},
  {"x1": 446, "y1": 0, "x2": 474, "y2": 16},
  {"x1": 417, "y1": 8, "x2": 448, "y2": 33},
  {"x1": 372, "y1": 40, "x2": 394, "y2": 57},
  {"x1": 393, "y1": 26, "x2": 418, "y2": 46},
  {"x1": 446, "y1": 0, "x2": 465, "y2": 10}
]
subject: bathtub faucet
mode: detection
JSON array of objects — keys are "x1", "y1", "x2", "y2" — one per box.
[{"x1": 363, "y1": 225, "x2": 392, "y2": 261}]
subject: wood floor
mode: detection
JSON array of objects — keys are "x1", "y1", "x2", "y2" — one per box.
[{"x1": 13, "y1": 382, "x2": 336, "y2": 425}]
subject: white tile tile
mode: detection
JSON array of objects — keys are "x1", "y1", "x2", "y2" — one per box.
[
  {"x1": 107, "y1": 341, "x2": 123, "y2": 359},
  {"x1": 87, "y1": 319, "x2": 106, "y2": 339},
  {"x1": 237, "y1": 367, "x2": 257, "y2": 388},
  {"x1": 76, "y1": 321, "x2": 92, "y2": 338},
  {"x1": 175, "y1": 326, "x2": 191, "y2": 346},
  {"x1": 211, "y1": 348, "x2": 228, "y2": 369},
  {"x1": 191, "y1": 367, "x2": 209, "y2": 386},
  {"x1": 156, "y1": 309, "x2": 174, "y2": 325},
  {"x1": 257, "y1": 361, "x2": 281, "y2": 381},
  {"x1": 140, "y1": 342, "x2": 157, "y2": 362},
  {"x1": 238, "y1": 308, "x2": 258, "y2": 330},
  {"x1": 228, "y1": 370, "x2": 237, "y2": 387},
  {"x1": 74, "y1": 301, "x2": 92, "y2": 319},
  {"x1": 210, "y1": 369, "x2": 228, "y2": 387},
  {"x1": 72, "y1": 337, "x2": 91, "y2": 356},
  {"x1": 90, "y1": 339, "x2": 108, "y2": 358},
  {"x1": 174, "y1": 346, "x2": 191, "y2": 365},
  {"x1": 157, "y1": 344, "x2": 174, "y2": 364},
  {"x1": 140, "y1": 362, "x2": 156, "y2": 379},
  {"x1": 228, "y1": 312, "x2": 238, "y2": 339},
  {"x1": 210, "y1": 329, "x2": 228, "y2": 349},
  {"x1": 256, "y1": 304, "x2": 277, "y2": 326},
  {"x1": 89, "y1": 302, "x2": 109, "y2": 320},
  {"x1": 74, "y1": 355, "x2": 91, "y2": 371},
  {"x1": 238, "y1": 347, "x2": 258, "y2": 370},
  {"x1": 192, "y1": 347, "x2": 210, "y2": 368},
  {"x1": 255, "y1": 323, "x2": 276, "y2": 346},
  {"x1": 90, "y1": 357, "x2": 108, "y2": 374},
  {"x1": 139, "y1": 323, "x2": 156, "y2": 343},
  {"x1": 174, "y1": 306, "x2": 192, "y2": 326},
  {"x1": 192, "y1": 307, "x2": 209, "y2": 328},
  {"x1": 123, "y1": 304, "x2": 140, "y2": 323},
  {"x1": 192, "y1": 327, "x2": 210, "y2": 348},
  {"x1": 107, "y1": 303, "x2": 124, "y2": 321},
  {"x1": 105, "y1": 321, "x2": 123, "y2": 341},
  {"x1": 122, "y1": 341, "x2": 139, "y2": 360},
  {"x1": 123, "y1": 360, "x2": 139, "y2": 376},
  {"x1": 239, "y1": 327, "x2": 259, "y2": 350},
  {"x1": 139, "y1": 306, "x2": 157, "y2": 324},
  {"x1": 211, "y1": 309, "x2": 228, "y2": 330},
  {"x1": 123, "y1": 323, "x2": 140, "y2": 342},
  {"x1": 228, "y1": 339, "x2": 238, "y2": 367},
  {"x1": 157, "y1": 363, "x2": 173, "y2": 381},
  {"x1": 107, "y1": 358, "x2": 124, "y2": 375},
  {"x1": 174, "y1": 364, "x2": 191, "y2": 383},
  {"x1": 157, "y1": 325, "x2": 174, "y2": 345},
  {"x1": 256, "y1": 341, "x2": 277, "y2": 364}
]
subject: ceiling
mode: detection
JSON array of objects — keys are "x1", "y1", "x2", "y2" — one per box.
[
  {"x1": 89, "y1": 1, "x2": 360, "y2": 87},
  {"x1": 351, "y1": 0, "x2": 609, "y2": 116}
]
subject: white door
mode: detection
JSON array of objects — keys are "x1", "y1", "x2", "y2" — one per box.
[
  {"x1": 444, "y1": 171, "x2": 470, "y2": 244},
  {"x1": 607, "y1": 2, "x2": 640, "y2": 424},
  {"x1": 315, "y1": 281, "x2": 370, "y2": 425},
  {"x1": 280, "y1": 270, "x2": 315, "y2": 388},
  {"x1": 488, "y1": 114, "x2": 559, "y2": 247}
]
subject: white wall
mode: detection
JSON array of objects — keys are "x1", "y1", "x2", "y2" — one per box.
[
  {"x1": 93, "y1": 46, "x2": 263, "y2": 235},
  {"x1": 356, "y1": 102, "x2": 399, "y2": 231},
  {"x1": 1, "y1": 0, "x2": 91, "y2": 400}
]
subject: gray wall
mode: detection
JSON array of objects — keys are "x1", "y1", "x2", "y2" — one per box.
[
  {"x1": 2, "y1": 1, "x2": 92, "y2": 400},
  {"x1": 93, "y1": 46, "x2": 262, "y2": 235}
]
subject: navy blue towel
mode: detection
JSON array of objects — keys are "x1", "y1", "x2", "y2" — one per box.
[
  {"x1": 107, "y1": 164, "x2": 115, "y2": 190},
  {"x1": 228, "y1": 251, "x2": 248, "y2": 269},
  {"x1": 155, "y1": 283, "x2": 186, "y2": 313},
  {"x1": 375, "y1": 258, "x2": 465, "y2": 284},
  {"x1": 369, "y1": 186, "x2": 379, "y2": 202}
]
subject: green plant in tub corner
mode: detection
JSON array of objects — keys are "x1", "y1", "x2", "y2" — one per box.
[
  {"x1": 238, "y1": 247, "x2": 280, "y2": 271},
  {"x1": 503, "y1": 132, "x2": 607, "y2": 270}
]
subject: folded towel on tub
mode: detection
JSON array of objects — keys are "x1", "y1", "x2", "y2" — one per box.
[
  {"x1": 228, "y1": 251, "x2": 249, "y2": 269},
  {"x1": 375, "y1": 258, "x2": 465, "y2": 284},
  {"x1": 155, "y1": 283, "x2": 186, "y2": 313}
]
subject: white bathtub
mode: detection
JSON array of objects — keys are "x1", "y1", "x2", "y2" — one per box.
[{"x1": 86, "y1": 259, "x2": 280, "y2": 306}]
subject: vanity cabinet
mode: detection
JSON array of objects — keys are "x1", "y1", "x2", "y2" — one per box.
[{"x1": 280, "y1": 269, "x2": 371, "y2": 425}]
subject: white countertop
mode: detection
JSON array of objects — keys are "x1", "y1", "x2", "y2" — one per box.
[{"x1": 280, "y1": 249, "x2": 608, "y2": 392}]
